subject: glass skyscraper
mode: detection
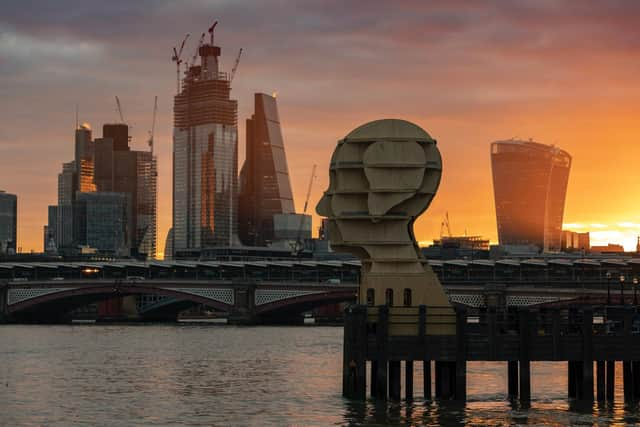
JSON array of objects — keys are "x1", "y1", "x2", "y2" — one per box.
[
  {"x1": 0, "y1": 191, "x2": 17, "y2": 255},
  {"x1": 238, "y1": 93, "x2": 295, "y2": 246},
  {"x1": 491, "y1": 140, "x2": 572, "y2": 252},
  {"x1": 172, "y1": 32, "x2": 238, "y2": 252}
]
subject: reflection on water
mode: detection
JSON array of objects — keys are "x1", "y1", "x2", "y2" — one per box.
[{"x1": 1, "y1": 325, "x2": 639, "y2": 426}]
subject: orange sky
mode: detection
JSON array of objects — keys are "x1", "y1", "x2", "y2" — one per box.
[{"x1": 2, "y1": 1, "x2": 640, "y2": 254}]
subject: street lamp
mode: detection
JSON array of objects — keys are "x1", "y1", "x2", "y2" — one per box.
[
  {"x1": 634, "y1": 277, "x2": 639, "y2": 306},
  {"x1": 606, "y1": 272, "x2": 612, "y2": 305},
  {"x1": 620, "y1": 274, "x2": 626, "y2": 305}
]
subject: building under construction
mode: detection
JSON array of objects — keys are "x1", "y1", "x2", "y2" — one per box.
[{"x1": 173, "y1": 23, "x2": 239, "y2": 252}]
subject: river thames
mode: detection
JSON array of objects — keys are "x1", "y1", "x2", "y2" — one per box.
[{"x1": 1, "y1": 324, "x2": 640, "y2": 426}]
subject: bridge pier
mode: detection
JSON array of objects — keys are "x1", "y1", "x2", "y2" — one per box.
[
  {"x1": 0, "y1": 283, "x2": 7, "y2": 323},
  {"x1": 228, "y1": 284, "x2": 257, "y2": 324}
]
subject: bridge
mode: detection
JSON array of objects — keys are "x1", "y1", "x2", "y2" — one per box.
[{"x1": 0, "y1": 258, "x2": 638, "y2": 323}]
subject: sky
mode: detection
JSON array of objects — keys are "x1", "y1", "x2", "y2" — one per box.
[{"x1": 2, "y1": 0, "x2": 640, "y2": 255}]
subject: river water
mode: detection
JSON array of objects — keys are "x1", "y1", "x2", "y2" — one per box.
[{"x1": 1, "y1": 325, "x2": 639, "y2": 426}]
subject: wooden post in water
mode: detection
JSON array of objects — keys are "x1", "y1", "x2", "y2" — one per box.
[
  {"x1": 440, "y1": 362, "x2": 452, "y2": 399},
  {"x1": 405, "y1": 361, "x2": 414, "y2": 401},
  {"x1": 423, "y1": 360, "x2": 432, "y2": 400},
  {"x1": 606, "y1": 361, "x2": 615, "y2": 401},
  {"x1": 632, "y1": 361, "x2": 640, "y2": 399},
  {"x1": 343, "y1": 306, "x2": 354, "y2": 397},
  {"x1": 419, "y1": 305, "x2": 431, "y2": 400},
  {"x1": 370, "y1": 361, "x2": 378, "y2": 398},
  {"x1": 434, "y1": 361, "x2": 442, "y2": 398},
  {"x1": 455, "y1": 308, "x2": 467, "y2": 401},
  {"x1": 389, "y1": 361, "x2": 401, "y2": 400},
  {"x1": 508, "y1": 361, "x2": 519, "y2": 398},
  {"x1": 376, "y1": 305, "x2": 389, "y2": 400},
  {"x1": 519, "y1": 309, "x2": 531, "y2": 405},
  {"x1": 624, "y1": 361, "x2": 633, "y2": 401},
  {"x1": 596, "y1": 361, "x2": 606, "y2": 401},
  {"x1": 581, "y1": 308, "x2": 594, "y2": 402},
  {"x1": 624, "y1": 307, "x2": 633, "y2": 402},
  {"x1": 568, "y1": 361, "x2": 577, "y2": 398},
  {"x1": 353, "y1": 305, "x2": 367, "y2": 400}
]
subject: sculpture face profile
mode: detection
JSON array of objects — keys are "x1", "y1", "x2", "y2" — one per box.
[{"x1": 316, "y1": 119, "x2": 451, "y2": 309}]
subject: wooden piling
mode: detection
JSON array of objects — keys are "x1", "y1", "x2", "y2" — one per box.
[
  {"x1": 376, "y1": 306, "x2": 389, "y2": 400},
  {"x1": 455, "y1": 308, "x2": 467, "y2": 401},
  {"x1": 519, "y1": 309, "x2": 531, "y2": 405},
  {"x1": 581, "y1": 308, "x2": 594, "y2": 402},
  {"x1": 596, "y1": 361, "x2": 605, "y2": 401},
  {"x1": 632, "y1": 361, "x2": 640, "y2": 399},
  {"x1": 423, "y1": 360, "x2": 432, "y2": 400},
  {"x1": 606, "y1": 361, "x2": 615, "y2": 401},
  {"x1": 440, "y1": 362, "x2": 452, "y2": 399},
  {"x1": 405, "y1": 361, "x2": 414, "y2": 401},
  {"x1": 508, "y1": 361, "x2": 518, "y2": 398},
  {"x1": 370, "y1": 361, "x2": 378, "y2": 398},
  {"x1": 389, "y1": 360, "x2": 401, "y2": 400},
  {"x1": 624, "y1": 361, "x2": 633, "y2": 401},
  {"x1": 435, "y1": 361, "x2": 442, "y2": 398},
  {"x1": 568, "y1": 361, "x2": 577, "y2": 398}
]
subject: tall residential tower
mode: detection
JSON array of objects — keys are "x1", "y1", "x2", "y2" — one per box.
[
  {"x1": 172, "y1": 26, "x2": 238, "y2": 253},
  {"x1": 491, "y1": 140, "x2": 572, "y2": 252}
]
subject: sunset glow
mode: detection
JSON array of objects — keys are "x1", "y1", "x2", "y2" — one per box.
[{"x1": 2, "y1": 1, "x2": 640, "y2": 255}]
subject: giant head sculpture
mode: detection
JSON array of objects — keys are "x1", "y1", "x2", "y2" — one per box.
[{"x1": 316, "y1": 119, "x2": 451, "y2": 309}]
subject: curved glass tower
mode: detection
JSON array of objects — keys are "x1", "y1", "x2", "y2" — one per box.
[{"x1": 491, "y1": 140, "x2": 571, "y2": 252}]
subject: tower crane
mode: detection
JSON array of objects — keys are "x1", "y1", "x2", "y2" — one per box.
[
  {"x1": 208, "y1": 20, "x2": 218, "y2": 45},
  {"x1": 440, "y1": 211, "x2": 452, "y2": 238},
  {"x1": 292, "y1": 164, "x2": 317, "y2": 256},
  {"x1": 115, "y1": 96, "x2": 126, "y2": 124},
  {"x1": 190, "y1": 33, "x2": 206, "y2": 68},
  {"x1": 229, "y1": 48, "x2": 243, "y2": 83},
  {"x1": 171, "y1": 33, "x2": 190, "y2": 94},
  {"x1": 148, "y1": 96, "x2": 158, "y2": 154}
]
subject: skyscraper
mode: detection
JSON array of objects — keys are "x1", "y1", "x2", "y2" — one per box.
[
  {"x1": 57, "y1": 161, "x2": 76, "y2": 249},
  {"x1": 0, "y1": 191, "x2": 17, "y2": 255},
  {"x1": 51, "y1": 122, "x2": 157, "y2": 257},
  {"x1": 491, "y1": 140, "x2": 572, "y2": 252},
  {"x1": 238, "y1": 93, "x2": 295, "y2": 246},
  {"x1": 73, "y1": 192, "x2": 129, "y2": 256},
  {"x1": 172, "y1": 27, "x2": 238, "y2": 252}
]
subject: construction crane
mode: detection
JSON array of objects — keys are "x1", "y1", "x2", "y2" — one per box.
[
  {"x1": 292, "y1": 164, "x2": 317, "y2": 256},
  {"x1": 171, "y1": 33, "x2": 190, "y2": 94},
  {"x1": 190, "y1": 32, "x2": 206, "y2": 68},
  {"x1": 148, "y1": 96, "x2": 158, "y2": 154},
  {"x1": 208, "y1": 20, "x2": 218, "y2": 45},
  {"x1": 115, "y1": 96, "x2": 126, "y2": 124},
  {"x1": 440, "y1": 211, "x2": 452, "y2": 238},
  {"x1": 229, "y1": 48, "x2": 243, "y2": 83}
]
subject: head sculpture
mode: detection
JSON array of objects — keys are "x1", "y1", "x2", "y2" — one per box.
[{"x1": 317, "y1": 119, "x2": 451, "y2": 309}]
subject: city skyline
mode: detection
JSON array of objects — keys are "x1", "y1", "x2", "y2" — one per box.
[{"x1": 3, "y1": 1, "x2": 640, "y2": 254}]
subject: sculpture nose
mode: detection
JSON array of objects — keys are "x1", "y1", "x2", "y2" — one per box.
[{"x1": 316, "y1": 192, "x2": 330, "y2": 217}]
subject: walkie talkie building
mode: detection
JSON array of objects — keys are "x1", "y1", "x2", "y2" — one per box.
[{"x1": 491, "y1": 140, "x2": 572, "y2": 252}]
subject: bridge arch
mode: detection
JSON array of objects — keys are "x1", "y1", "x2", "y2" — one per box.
[{"x1": 7, "y1": 284, "x2": 235, "y2": 322}]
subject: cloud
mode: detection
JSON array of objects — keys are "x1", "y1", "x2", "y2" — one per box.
[{"x1": 2, "y1": 0, "x2": 640, "y2": 252}]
